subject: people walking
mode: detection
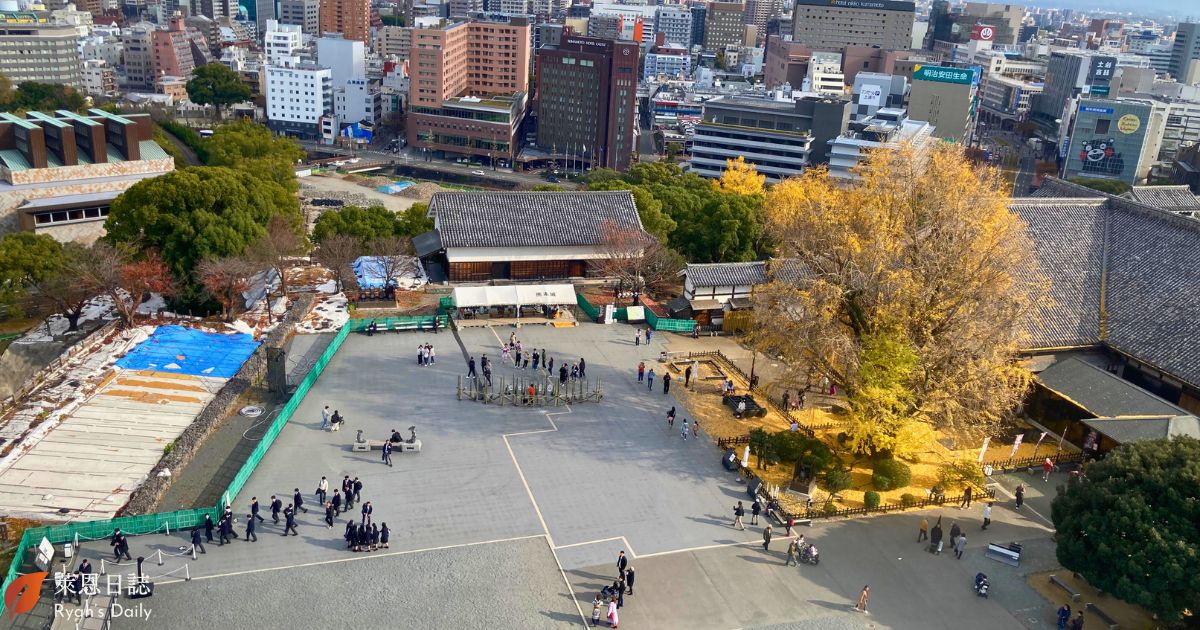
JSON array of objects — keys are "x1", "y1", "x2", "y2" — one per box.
[
  {"x1": 191, "y1": 527, "x2": 206, "y2": 554},
  {"x1": 684, "y1": 364, "x2": 693, "y2": 388},
  {"x1": 1042, "y1": 458, "x2": 1054, "y2": 482},
  {"x1": 637, "y1": 362, "x2": 645, "y2": 382},
  {"x1": 918, "y1": 516, "x2": 929, "y2": 542},
  {"x1": 353, "y1": 477, "x2": 363, "y2": 503},
  {"x1": 667, "y1": 406, "x2": 676, "y2": 427},
  {"x1": 1015, "y1": 484, "x2": 1025, "y2": 509},
  {"x1": 382, "y1": 440, "x2": 393, "y2": 466},
  {"x1": 283, "y1": 505, "x2": 298, "y2": 536},
  {"x1": 982, "y1": 503, "x2": 993, "y2": 530},
  {"x1": 467, "y1": 357, "x2": 477, "y2": 379},
  {"x1": 325, "y1": 502, "x2": 335, "y2": 528},
  {"x1": 204, "y1": 514, "x2": 215, "y2": 542},
  {"x1": 733, "y1": 501, "x2": 745, "y2": 530},
  {"x1": 294, "y1": 488, "x2": 308, "y2": 513},
  {"x1": 751, "y1": 499, "x2": 761, "y2": 525},
  {"x1": 762, "y1": 524, "x2": 773, "y2": 551},
  {"x1": 270, "y1": 495, "x2": 282, "y2": 523},
  {"x1": 245, "y1": 513, "x2": 257, "y2": 541},
  {"x1": 218, "y1": 514, "x2": 232, "y2": 545},
  {"x1": 663, "y1": 373, "x2": 671, "y2": 394},
  {"x1": 579, "y1": 357, "x2": 586, "y2": 379},
  {"x1": 930, "y1": 518, "x2": 944, "y2": 554},
  {"x1": 785, "y1": 539, "x2": 799, "y2": 565},
  {"x1": 332, "y1": 489, "x2": 342, "y2": 515},
  {"x1": 954, "y1": 533, "x2": 967, "y2": 559},
  {"x1": 321, "y1": 405, "x2": 331, "y2": 430},
  {"x1": 380, "y1": 523, "x2": 390, "y2": 549},
  {"x1": 635, "y1": 329, "x2": 641, "y2": 346},
  {"x1": 961, "y1": 485, "x2": 973, "y2": 508},
  {"x1": 680, "y1": 419, "x2": 688, "y2": 440},
  {"x1": 949, "y1": 521, "x2": 961, "y2": 544},
  {"x1": 855, "y1": 585, "x2": 870, "y2": 613},
  {"x1": 251, "y1": 497, "x2": 264, "y2": 523},
  {"x1": 646, "y1": 369, "x2": 655, "y2": 390},
  {"x1": 316, "y1": 476, "x2": 329, "y2": 504}
]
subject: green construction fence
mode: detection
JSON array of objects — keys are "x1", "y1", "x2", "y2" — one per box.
[
  {"x1": 348, "y1": 315, "x2": 447, "y2": 332},
  {"x1": 576, "y1": 292, "x2": 695, "y2": 331}
]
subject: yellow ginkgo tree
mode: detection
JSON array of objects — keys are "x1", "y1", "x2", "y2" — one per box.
[{"x1": 716, "y1": 155, "x2": 766, "y2": 197}]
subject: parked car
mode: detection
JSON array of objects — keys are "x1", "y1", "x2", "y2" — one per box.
[{"x1": 471, "y1": 170, "x2": 486, "y2": 176}]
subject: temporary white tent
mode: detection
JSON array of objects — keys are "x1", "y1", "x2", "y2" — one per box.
[{"x1": 452, "y1": 284, "x2": 577, "y2": 308}]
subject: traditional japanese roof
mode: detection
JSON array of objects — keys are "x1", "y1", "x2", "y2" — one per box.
[
  {"x1": 683, "y1": 261, "x2": 767, "y2": 287},
  {"x1": 1036, "y1": 357, "x2": 1187, "y2": 418},
  {"x1": 1081, "y1": 415, "x2": 1200, "y2": 444},
  {"x1": 1122, "y1": 185, "x2": 1200, "y2": 214},
  {"x1": 1016, "y1": 179, "x2": 1200, "y2": 390},
  {"x1": 429, "y1": 191, "x2": 642, "y2": 248}
]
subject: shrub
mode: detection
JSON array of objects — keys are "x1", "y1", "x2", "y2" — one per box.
[
  {"x1": 937, "y1": 457, "x2": 985, "y2": 491},
  {"x1": 900, "y1": 493, "x2": 918, "y2": 506},
  {"x1": 824, "y1": 468, "x2": 852, "y2": 494},
  {"x1": 822, "y1": 500, "x2": 838, "y2": 515},
  {"x1": 863, "y1": 490, "x2": 881, "y2": 509},
  {"x1": 872, "y1": 458, "x2": 912, "y2": 491}
]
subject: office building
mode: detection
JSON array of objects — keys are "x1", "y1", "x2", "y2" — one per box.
[
  {"x1": 806, "y1": 52, "x2": 844, "y2": 95},
  {"x1": 278, "y1": 0, "x2": 319, "y2": 35},
  {"x1": 81, "y1": 59, "x2": 118, "y2": 97},
  {"x1": 0, "y1": 14, "x2": 83, "y2": 87},
  {"x1": 978, "y1": 73, "x2": 1042, "y2": 128},
  {"x1": 407, "y1": 17, "x2": 532, "y2": 164},
  {"x1": 644, "y1": 44, "x2": 691, "y2": 80},
  {"x1": 1063, "y1": 98, "x2": 1168, "y2": 186},
  {"x1": 587, "y1": 15, "x2": 623, "y2": 41},
  {"x1": 654, "y1": 7, "x2": 691, "y2": 47},
  {"x1": 265, "y1": 56, "x2": 334, "y2": 139},
  {"x1": 1169, "y1": 22, "x2": 1200, "y2": 85},
  {"x1": 450, "y1": 0, "x2": 484, "y2": 17},
  {"x1": 534, "y1": 22, "x2": 564, "y2": 49},
  {"x1": 791, "y1": 0, "x2": 914, "y2": 52},
  {"x1": 239, "y1": 0, "x2": 274, "y2": 33},
  {"x1": 319, "y1": 0, "x2": 370, "y2": 44},
  {"x1": 121, "y1": 22, "x2": 154, "y2": 89},
  {"x1": 689, "y1": 93, "x2": 850, "y2": 182},
  {"x1": 375, "y1": 25, "x2": 412, "y2": 59},
  {"x1": 591, "y1": 3, "x2": 655, "y2": 44},
  {"x1": 764, "y1": 38, "x2": 811, "y2": 90},
  {"x1": 535, "y1": 36, "x2": 638, "y2": 171},
  {"x1": 0, "y1": 110, "x2": 175, "y2": 243},
  {"x1": 828, "y1": 109, "x2": 936, "y2": 179},
  {"x1": 317, "y1": 36, "x2": 378, "y2": 126},
  {"x1": 1032, "y1": 51, "x2": 1117, "y2": 131},
  {"x1": 151, "y1": 17, "x2": 198, "y2": 80},
  {"x1": 264, "y1": 20, "x2": 302, "y2": 64},
  {"x1": 690, "y1": 5, "x2": 706, "y2": 48},
  {"x1": 906, "y1": 64, "x2": 980, "y2": 143},
  {"x1": 851, "y1": 72, "x2": 908, "y2": 120},
  {"x1": 961, "y1": 2, "x2": 1022, "y2": 45},
  {"x1": 743, "y1": 0, "x2": 781, "y2": 46},
  {"x1": 703, "y1": 2, "x2": 745, "y2": 53}
]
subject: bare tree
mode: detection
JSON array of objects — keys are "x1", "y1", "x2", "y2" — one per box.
[
  {"x1": 313, "y1": 234, "x2": 361, "y2": 293},
  {"x1": 197, "y1": 256, "x2": 257, "y2": 322},
  {"x1": 30, "y1": 242, "x2": 103, "y2": 332},
  {"x1": 367, "y1": 235, "x2": 418, "y2": 290},
  {"x1": 73, "y1": 242, "x2": 175, "y2": 326},
  {"x1": 251, "y1": 214, "x2": 308, "y2": 297},
  {"x1": 592, "y1": 219, "x2": 681, "y2": 298}
]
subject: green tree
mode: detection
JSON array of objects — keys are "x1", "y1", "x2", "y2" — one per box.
[
  {"x1": 586, "y1": 181, "x2": 676, "y2": 242},
  {"x1": 0, "y1": 232, "x2": 63, "y2": 316},
  {"x1": 105, "y1": 166, "x2": 301, "y2": 307},
  {"x1": 397, "y1": 203, "x2": 433, "y2": 236},
  {"x1": 1051, "y1": 437, "x2": 1200, "y2": 623},
  {"x1": 1066, "y1": 177, "x2": 1131, "y2": 195},
  {"x1": 312, "y1": 205, "x2": 429, "y2": 244},
  {"x1": 380, "y1": 14, "x2": 405, "y2": 25},
  {"x1": 205, "y1": 121, "x2": 305, "y2": 191},
  {"x1": 770, "y1": 431, "x2": 837, "y2": 483},
  {"x1": 531, "y1": 184, "x2": 565, "y2": 191},
  {"x1": 186, "y1": 63, "x2": 252, "y2": 121},
  {"x1": 0, "y1": 76, "x2": 85, "y2": 112}
]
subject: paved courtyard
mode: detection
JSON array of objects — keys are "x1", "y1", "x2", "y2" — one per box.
[{"x1": 46, "y1": 322, "x2": 1066, "y2": 629}]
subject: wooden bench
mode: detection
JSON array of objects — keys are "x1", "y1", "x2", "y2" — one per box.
[
  {"x1": 1086, "y1": 603, "x2": 1119, "y2": 630},
  {"x1": 352, "y1": 439, "x2": 422, "y2": 453},
  {"x1": 1048, "y1": 574, "x2": 1081, "y2": 602},
  {"x1": 984, "y1": 542, "x2": 1021, "y2": 567}
]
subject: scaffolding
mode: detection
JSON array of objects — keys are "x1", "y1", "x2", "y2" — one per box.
[{"x1": 456, "y1": 374, "x2": 602, "y2": 406}]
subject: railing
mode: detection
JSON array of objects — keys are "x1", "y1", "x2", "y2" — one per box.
[
  {"x1": 348, "y1": 315, "x2": 448, "y2": 332},
  {"x1": 803, "y1": 487, "x2": 998, "y2": 520},
  {"x1": 0, "y1": 319, "x2": 357, "y2": 617},
  {"x1": 717, "y1": 435, "x2": 751, "y2": 449},
  {"x1": 984, "y1": 451, "x2": 1085, "y2": 473}
]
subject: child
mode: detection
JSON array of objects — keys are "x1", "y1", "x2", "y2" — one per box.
[
  {"x1": 591, "y1": 595, "x2": 603, "y2": 626},
  {"x1": 692, "y1": 418, "x2": 700, "y2": 437},
  {"x1": 667, "y1": 406, "x2": 675, "y2": 427},
  {"x1": 681, "y1": 419, "x2": 689, "y2": 440}
]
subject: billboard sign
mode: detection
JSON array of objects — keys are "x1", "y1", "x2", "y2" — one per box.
[
  {"x1": 859, "y1": 84, "x2": 883, "y2": 107},
  {"x1": 912, "y1": 64, "x2": 977, "y2": 85},
  {"x1": 972, "y1": 24, "x2": 995, "y2": 41}
]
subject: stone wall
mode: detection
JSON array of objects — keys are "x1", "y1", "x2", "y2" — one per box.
[
  {"x1": 122, "y1": 294, "x2": 317, "y2": 516},
  {"x1": 0, "y1": 166, "x2": 174, "y2": 236}
]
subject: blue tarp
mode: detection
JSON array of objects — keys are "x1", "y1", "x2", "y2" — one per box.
[
  {"x1": 354, "y1": 256, "x2": 392, "y2": 289},
  {"x1": 115, "y1": 325, "x2": 260, "y2": 378}
]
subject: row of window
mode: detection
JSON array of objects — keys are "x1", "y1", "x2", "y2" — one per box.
[{"x1": 33, "y1": 205, "x2": 109, "y2": 226}]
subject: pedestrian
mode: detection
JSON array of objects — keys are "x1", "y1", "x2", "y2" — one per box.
[
  {"x1": 786, "y1": 516, "x2": 795, "y2": 537},
  {"x1": 1043, "y1": 458, "x2": 1055, "y2": 481},
  {"x1": 666, "y1": 406, "x2": 675, "y2": 427},
  {"x1": 380, "y1": 523, "x2": 390, "y2": 549},
  {"x1": 680, "y1": 418, "x2": 688, "y2": 440},
  {"x1": 616, "y1": 550, "x2": 628, "y2": 576},
  {"x1": 204, "y1": 514, "x2": 215, "y2": 542},
  {"x1": 591, "y1": 595, "x2": 603, "y2": 626},
  {"x1": 635, "y1": 329, "x2": 641, "y2": 346},
  {"x1": 855, "y1": 585, "x2": 870, "y2": 613},
  {"x1": 344, "y1": 520, "x2": 356, "y2": 549},
  {"x1": 612, "y1": 577, "x2": 625, "y2": 609},
  {"x1": 637, "y1": 362, "x2": 645, "y2": 382},
  {"x1": 751, "y1": 499, "x2": 761, "y2": 525},
  {"x1": 429, "y1": 345, "x2": 435, "y2": 364},
  {"x1": 515, "y1": 347, "x2": 522, "y2": 366},
  {"x1": 733, "y1": 501, "x2": 745, "y2": 530},
  {"x1": 468, "y1": 357, "x2": 477, "y2": 379},
  {"x1": 646, "y1": 369, "x2": 655, "y2": 390},
  {"x1": 786, "y1": 539, "x2": 799, "y2": 565},
  {"x1": 547, "y1": 356, "x2": 554, "y2": 373},
  {"x1": 954, "y1": 533, "x2": 967, "y2": 559},
  {"x1": 624, "y1": 567, "x2": 634, "y2": 595},
  {"x1": 294, "y1": 488, "x2": 308, "y2": 513},
  {"x1": 645, "y1": 328, "x2": 653, "y2": 342},
  {"x1": 330, "y1": 409, "x2": 342, "y2": 432},
  {"x1": 332, "y1": 489, "x2": 342, "y2": 515},
  {"x1": 1070, "y1": 610, "x2": 1084, "y2": 630},
  {"x1": 762, "y1": 523, "x2": 773, "y2": 551},
  {"x1": 371, "y1": 523, "x2": 380, "y2": 551},
  {"x1": 782, "y1": 390, "x2": 790, "y2": 411},
  {"x1": 684, "y1": 364, "x2": 692, "y2": 388},
  {"x1": 251, "y1": 497, "x2": 264, "y2": 523},
  {"x1": 918, "y1": 516, "x2": 929, "y2": 542},
  {"x1": 218, "y1": 515, "x2": 232, "y2": 545},
  {"x1": 949, "y1": 521, "x2": 961, "y2": 544},
  {"x1": 663, "y1": 372, "x2": 671, "y2": 394},
  {"x1": 283, "y1": 505, "x2": 298, "y2": 536},
  {"x1": 1015, "y1": 484, "x2": 1025, "y2": 509},
  {"x1": 961, "y1": 485, "x2": 973, "y2": 508},
  {"x1": 190, "y1": 527, "x2": 206, "y2": 554},
  {"x1": 607, "y1": 597, "x2": 619, "y2": 628},
  {"x1": 579, "y1": 357, "x2": 586, "y2": 379},
  {"x1": 353, "y1": 477, "x2": 363, "y2": 503},
  {"x1": 1056, "y1": 604, "x2": 1071, "y2": 630},
  {"x1": 982, "y1": 502, "x2": 993, "y2": 530},
  {"x1": 325, "y1": 502, "x2": 335, "y2": 528},
  {"x1": 571, "y1": 363, "x2": 579, "y2": 380},
  {"x1": 930, "y1": 518, "x2": 944, "y2": 554},
  {"x1": 317, "y1": 476, "x2": 329, "y2": 504},
  {"x1": 532, "y1": 351, "x2": 540, "y2": 371},
  {"x1": 382, "y1": 440, "x2": 393, "y2": 466},
  {"x1": 483, "y1": 366, "x2": 492, "y2": 385},
  {"x1": 270, "y1": 495, "x2": 282, "y2": 523},
  {"x1": 245, "y1": 513, "x2": 257, "y2": 541},
  {"x1": 362, "y1": 501, "x2": 373, "y2": 525},
  {"x1": 321, "y1": 405, "x2": 331, "y2": 430},
  {"x1": 523, "y1": 356, "x2": 530, "y2": 369},
  {"x1": 690, "y1": 360, "x2": 699, "y2": 388}
]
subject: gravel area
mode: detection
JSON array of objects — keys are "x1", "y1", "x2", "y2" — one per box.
[{"x1": 112, "y1": 536, "x2": 581, "y2": 630}]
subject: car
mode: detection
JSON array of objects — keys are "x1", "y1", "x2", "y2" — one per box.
[
  {"x1": 471, "y1": 170, "x2": 486, "y2": 176},
  {"x1": 331, "y1": 160, "x2": 346, "y2": 167},
  {"x1": 547, "y1": 176, "x2": 560, "y2": 183},
  {"x1": 347, "y1": 158, "x2": 360, "y2": 164}
]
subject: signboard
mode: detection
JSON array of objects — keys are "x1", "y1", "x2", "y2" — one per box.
[
  {"x1": 34, "y1": 537, "x2": 54, "y2": 572},
  {"x1": 1087, "y1": 56, "x2": 1116, "y2": 83},
  {"x1": 1117, "y1": 114, "x2": 1140, "y2": 134},
  {"x1": 912, "y1": 64, "x2": 977, "y2": 85},
  {"x1": 972, "y1": 24, "x2": 995, "y2": 41},
  {"x1": 1079, "y1": 105, "x2": 1114, "y2": 114},
  {"x1": 859, "y1": 84, "x2": 883, "y2": 107},
  {"x1": 1089, "y1": 84, "x2": 1110, "y2": 96}
]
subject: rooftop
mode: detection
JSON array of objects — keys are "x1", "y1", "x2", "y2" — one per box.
[
  {"x1": 430, "y1": 190, "x2": 643, "y2": 249},
  {"x1": 684, "y1": 262, "x2": 768, "y2": 287},
  {"x1": 1036, "y1": 356, "x2": 1187, "y2": 417}
]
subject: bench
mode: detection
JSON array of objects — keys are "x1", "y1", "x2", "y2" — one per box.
[
  {"x1": 351, "y1": 439, "x2": 422, "y2": 453},
  {"x1": 1086, "y1": 602, "x2": 1119, "y2": 630},
  {"x1": 1048, "y1": 574, "x2": 1081, "y2": 602},
  {"x1": 984, "y1": 542, "x2": 1021, "y2": 567}
]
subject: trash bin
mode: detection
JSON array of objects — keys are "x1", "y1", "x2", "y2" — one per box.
[{"x1": 722, "y1": 449, "x2": 737, "y2": 471}]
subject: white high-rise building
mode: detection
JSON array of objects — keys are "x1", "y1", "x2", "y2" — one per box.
[
  {"x1": 654, "y1": 7, "x2": 692, "y2": 47},
  {"x1": 265, "y1": 55, "x2": 334, "y2": 139},
  {"x1": 264, "y1": 20, "x2": 302, "y2": 65},
  {"x1": 316, "y1": 36, "x2": 377, "y2": 126}
]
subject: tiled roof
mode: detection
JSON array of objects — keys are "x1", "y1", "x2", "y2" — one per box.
[
  {"x1": 1036, "y1": 357, "x2": 1186, "y2": 417},
  {"x1": 684, "y1": 261, "x2": 767, "y2": 287},
  {"x1": 430, "y1": 191, "x2": 642, "y2": 248},
  {"x1": 1082, "y1": 415, "x2": 1200, "y2": 444},
  {"x1": 1123, "y1": 185, "x2": 1200, "y2": 214},
  {"x1": 1012, "y1": 198, "x2": 1107, "y2": 348},
  {"x1": 1029, "y1": 178, "x2": 1102, "y2": 198}
]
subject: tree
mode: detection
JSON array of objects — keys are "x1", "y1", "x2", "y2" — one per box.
[
  {"x1": 717, "y1": 156, "x2": 766, "y2": 196},
  {"x1": 1051, "y1": 437, "x2": 1200, "y2": 623},
  {"x1": 197, "y1": 256, "x2": 257, "y2": 321},
  {"x1": 366, "y1": 235, "x2": 418, "y2": 289},
  {"x1": 0, "y1": 76, "x2": 85, "y2": 112},
  {"x1": 186, "y1": 64, "x2": 252, "y2": 121},
  {"x1": 312, "y1": 205, "x2": 421, "y2": 244},
  {"x1": 105, "y1": 166, "x2": 301, "y2": 308},
  {"x1": 755, "y1": 145, "x2": 1044, "y2": 451},
  {"x1": 592, "y1": 219, "x2": 684, "y2": 296},
  {"x1": 531, "y1": 184, "x2": 565, "y2": 191},
  {"x1": 249, "y1": 214, "x2": 308, "y2": 298},
  {"x1": 770, "y1": 431, "x2": 837, "y2": 483},
  {"x1": 204, "y1": 121, "x2": 305, "y2": 191},
  {"x1": 380, "y1": 13, "x2": 405, "y2": 25},
  {"x1": 1067, "y1": 177, "x2": 1131, "y2": 195},
  {"x1": 313, "y1": 235, "x2": 361, "y2": 293},
  {"x1": 397, "y1": 203, "x2": 433, "y2": 237},
  {"x1": 76, "y1": 242, "x2": 174, "y2": 326},
  {"x1": 0, "y1": 232, "x2": 62, "y2": 315},
  {"x1": 587, "y1": 181, "x2": 676, "y2": 242}
]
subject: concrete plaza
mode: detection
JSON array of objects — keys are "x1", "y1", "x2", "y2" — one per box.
[{"x1": 57, "y1": 322, "x2": 1065, "y2": 629}]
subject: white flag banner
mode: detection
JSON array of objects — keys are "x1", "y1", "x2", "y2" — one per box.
[
  {"x1": 1057, "y1": 430, "x2": 1066, "y2": 451},
  {"x1": 1034, "y1": 431, "x2": 1048, "y2": 451},
  {"x1": 1009, "y1": 434, "x2": 1024, "y2": 460},
  {"x1": 977, "y1": 436, "x2": 992, "y2": 463}
]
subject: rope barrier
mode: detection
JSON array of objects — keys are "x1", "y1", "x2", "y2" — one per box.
[{"x1": 144, "y1": 563, "x2": 190, "y2": 581}]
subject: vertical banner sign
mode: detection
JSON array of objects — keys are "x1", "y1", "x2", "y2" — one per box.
[
  {"x1": 977, "y1": 436, "x2": 992, "y2": 463},
  {"x1": 1009, "y1": 434, "x2": 1024, "y2": 460},
  {"x1": 1057, "y1": 430, "x2": 1066, "y2": 451},
  {"x1": 1034, "y1": 431, "x2": 1048, "y2": 452}
]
